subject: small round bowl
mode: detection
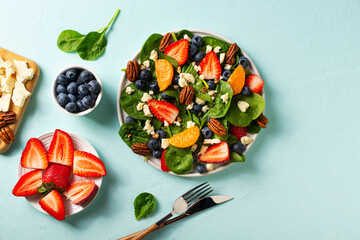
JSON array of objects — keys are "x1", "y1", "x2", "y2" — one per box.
[{"x1": 52, "y1": 65, "x2": 103, "y2": 116}]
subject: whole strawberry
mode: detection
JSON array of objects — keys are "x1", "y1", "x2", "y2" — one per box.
[{"x1": 42, "y1": 163, "x2": 72, "y2": 190}]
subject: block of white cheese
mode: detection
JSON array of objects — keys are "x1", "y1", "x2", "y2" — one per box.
[
  {"x1": 14, "y1": 60, "x2": 34, "y2": 83},
  {"x1": 0, "y1": 57, "x2": 5, "y2": 75},
  {"x1": 0, "y1": 93, "x2": 12, "y2": 112},
  {"x1": 2, "y1": 60, "x2": 16, "y2": 77},
  {"x1": 12, "y1": 81, "x2": 31, "y2": 108},
  {"x1": 1, "y1": 75, "x2": 15, "y2": 93}
]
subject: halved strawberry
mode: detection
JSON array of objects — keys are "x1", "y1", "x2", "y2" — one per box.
[
  {"x1": 164, "y1": 39, "x2": 189, "y2": 65},
  {"x1": 198, "y1": 51, "x2": 221, "y2": 80},
  {"x1": 73, "y1": 151, "x2": 107, "y2": 177},
  {"x1": 147, "y1": 99, "x2": 179, "y2": 124},
  {"x1": 245, "y1": 74, "x2": 264, "y2": 94},
  {"x1": 63, "y1": 180, "x2": 98, "y2": 205},
  {"x1": 21, "y1": 138, "x2": 48, "y2": 169},
  {"x1": 48, "y1": 129, "x2": 74, "y2": 166},
  {"x1": 161, "y1": 150, "x2": 170, "y2": 172},
  {"x1": 198, "y1": 142, "x2": 230, "y2": 163},
  {"x1": 39, "y1": 190, "x2": 65, "y2": 221},
  {"x1": 229, "y1": 124, "x2": 247, "y2": 140},
  {"x1": 42, "y1": 163, "x2": 72, "y2": 190},
  {"x1": 12, "y1": 170, "x2": 42, "y2": 197}
]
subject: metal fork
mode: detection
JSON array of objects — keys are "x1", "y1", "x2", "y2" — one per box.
[{"x1": 130, "y1": 182, "x2": 213, "y2": 240}]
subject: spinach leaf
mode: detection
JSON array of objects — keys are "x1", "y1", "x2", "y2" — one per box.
[
  {"x1": 247, "y1": 120, "x2": 261, "y2": 134},
  {"x1": 225, "y1": 93, "x2": 265, "y2": 127},
  {"x1": 119, "y1": 122, "x2": 149, "y2": 148},
  {"x1": 229, "y1": 152, "x2": 245, "y2": 162},
  {"x1": 227, "y1": 134, "x2": 239, "y2": 146},
  {"x1": 162, "y1": 87, "x2": 180, "y2": 101},
  {"x1": 57, "y1": 30, "x2": 85, "y2": 52},
  {"x1": 199, "y1": 36, "x2": 232, "y2": 54},
  {"x1": 207, "y1": 80, "x2": 233, "y2": 118},
  {"x1": 140, "y1": 33, "x2": 163, "y2": 63},
  {"x1": 134, "y1": 192, "x2": 156, "y2": 220},
  {"x1": 120, "y1": 83, "x2": 150, "y2": 120},
  {"x1": 165, "y1": 145, "x2": 193, "y2": 174},
  {"x1": 158, "y1": 51, "x2": 179, "y2": 69},
  {"x1": 177, "y1": 29, "x2": 194, "y2": 40},
  {"x1": 77, "y1": 30, "x2": 107, "y2": 60},
  {"x1": 152, "y1": 118, "x2": 163, "y2": 131},
  {"x1": 182, "y1": 63, "x2": 212, "y2": 102}
]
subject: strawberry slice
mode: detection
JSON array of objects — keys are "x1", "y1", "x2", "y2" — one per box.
[
  {"x1": 48, "y1": 129, "x2": 74, "y2": 166},
  {"x1": 160, "y1": 150, "x2": 170, "y2": 172},
  {"x1": 73, "y1": 151, "x2": 107, "y2": 177},
  {"x1": 63, "y1": 180, "x2": 98, "y2": 205},
  {"x1": 199, "y1": 51, "x2": 221, "y2": 80},
  {"x1": 164, "y1": 39, "x2": 189, "y2": 65},
  {"x1": 12, "y1": 170, "x2": 42, "y2": 197},
  {"x1": 245, "y1": 74, "x2": 264, "y2": 94},
  {"x1": 39, "y1": 190, "x2": 65, "y2": 221},
  {"x1": 21, "y1": 138, "x2": 48, "y2": 169},
  {"x1": 147, "y1": 99, "x2": 179, "y2": 124},
  {"x1": 198, "y1": 142, "x2": 230, "y2": 163},
  {"x1": 229, "y1": 124, "x2": 247, "y2": 140},
  {"x1": 42, "y1": 163, "x2": 72, "y2": 190}
]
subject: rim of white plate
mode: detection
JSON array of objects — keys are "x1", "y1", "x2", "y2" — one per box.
[
  {"x1": 117, "y1": 28, "x2": 265, "y2": 177},
  {"x1": 17, "y1": 132, "x2": 103, "y2": 216}
]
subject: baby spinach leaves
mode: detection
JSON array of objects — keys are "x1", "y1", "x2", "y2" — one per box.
[
  {"x1": 177, "y1": 29, "x2": 194, "y2": 40},
  {"x1": 247, "y1": 121, "x2": 261, "y2": 134},
  {"x1": 120, "y1": 83, "x2": 149, "y2": 120},
  {"x1": 199, "y1": 36, "x2": 232, "y2": 54},
  {"x1": 140, "y1": 34, "x2": 163, "y2": 62},
  {"x1": 134, "y1": 192, "x2": 156, "y2": 220},
  {"x1": 229, "y1": 152, "x2": 245, "y2": 162},
  {"x1": 57, "y1": 9, "x2": 120, "y2": 60},
  {"x1": 119, "y1": 122, "x2": 149, "y2": 148},
  {"x1": 165, "y1": 145, "x2": 193, "y2": 174},
  {"x1": 207, "y1": 80, "x2": 233, "y2": 118},
  {"x1": 182, "y1": 63, "x2": 212, "y2": 102}
]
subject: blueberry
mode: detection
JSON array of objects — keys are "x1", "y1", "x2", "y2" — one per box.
[
  {"x1": 56, "y1": 93, "x2": 70, "y2": 107},
  {"x1": 147, "y1": 138, "x2": 161, "y2": 150},
  {"x1": 222, "y1": 70, "x2": 231, "y2": 81},
  {"x1": 76, "y1": 78, "x2": 84, "y2": 85},
  {"x1": 172, "y1": 74, "x2": 180, "y2": 86},
  {"x1": 196, "y1": 164, "x2": 207, "y2": 174},
  {"x1": 56, "y1": 74, "x2": 69, "y2": 86},
  {"x1": 87, "y1": 80, "x2": 101, "y2": 94},
  {"x1": 67, "y1": 82, "x2": 78, "y2": 95},
  {"x1": 191, "y1": 108, "x2": 200, "y2": 116},
  {"x1": 161, "y1": 93, "x2": 172, "y2": 101},
  {"x1": 65, "y1": 102, "x2": 78, "y2": 113},
  {"x1": 65, "y1": 69, "x2": 78, "y2": 81},
  {"x1": 76, "y1": 100, "x2": 87, "y2": 112},
  {"x1": 68, "y1": 94, "x2": 77, "y2": 102},
  {"x1": 78, "y1": 84, "x2": 90, "y2": 96},
  {"x1": 156, "y1": 129, "x2": 167, "y2": 139},
  {"x1": 134, "y1": 79, "x2": 146, "y2": 90},
  {"x1": 90, "y1": 93, "x2": 98, "y2": 100},
  {"x1": 194, "y1": 51, "x2": 205, "y2": 62},
  {"x1": 56, "y1": 84, "x2": 67, "y2": 94},
  {"x1": 149, "y1": 81, "x2": 159, "y2": 93},
  {"x1": 238, "y1": 56, "x2": 250, "y2": 68},
  {"x1": 241, "y1": 86, "x2": 251, "y2": 96},
  {"x1": 139, "y1": 69, "x2": 151, "y2": 81},
  {"x1": 153, "y1": 149, "x2": 163, "y2": 159},
  {"x1": 231, "y1": 142, "x2": 246, "y2": 155},
  {"x1": 125, "y1": 116, "x2": 137, "y2": 123},
  {"x1": 192, "y1": 153, "x2": 198, "y2": 164},
  {"x1": 78, "y1": 70, "x2": 93, "y2": 84},
  {"x1": 192, "y1": 35, "x2": 203, "y2": 47},
  {"x1": 207, "y1": 80, "x2": 216, "y2": 90},
  {"x1": 202, "y1": 127, "x2": 213, "y2": 139},
  {"x1": 81, "y1": 95, "x2": 95, "y2": 108},
  {"x1": 189, "y1": 45, "x2": 198, "y2": 57},
  {"x1": 193, "y1": 103, "x2": 203, "y2": 113}
]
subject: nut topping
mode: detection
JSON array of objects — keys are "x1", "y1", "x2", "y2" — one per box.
[
  {"x1": 133, "y1": 60, "x2": 140, "y2": 80},
  {"x1": 225, "y1": 43, "x2": 239, "y2": 65},
  {"x1": 0, "y1": 117, "x2": 4, "y2": 128},
  {"x1": 159, "y1": 32, "x2": 171, "y2": 52},
  {"x1": 208, "y1": 118, "x2": 227, "y2": 137},
  {"x1": 131, "y1": 142, "x2": 151, "y2": 156},
  {"x1": 0, "y1": 126, "x2": 15, "y2": 144},
  {"x1": 179, "y1": 85, "x2": 195, "y2": 105},
  {"x1": 0, "y1": 111, "x2": 16, "y2": 125},
  {"x1": 126, "y1": 60, "x2": 140, "y2": 82},
  {"x1": 256, "y1": 114, "x2": 269, "y2": 128}
]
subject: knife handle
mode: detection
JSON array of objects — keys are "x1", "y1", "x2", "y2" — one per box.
[{"x1": 131, "y1": 223, "x2": 158, "y2": 240}]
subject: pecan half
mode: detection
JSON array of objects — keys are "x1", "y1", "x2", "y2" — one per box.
[
  {"x1": 159, "y1": 32, "x2": 171, "y2": 52},
  {"x1": 225, "y1": 43, "x2": 239, "y2": 65},
  {"x1": 0, "y1": 111, "x2": 16, "y2": 125},
  {"x1": 0, "y1": 127, "x2": 15, "y2": 144},
  {"x1": 179, "y1": 85, "x2": 195, "y2": 105},
  {"x1": 208, "y1": 118, "x2": 227, "y2": 137},
  {"x1": 131, "y1": 142, "x2": 151, "y2": 156},
  {"x1": 0, "y1": 117, "x2": 4, "y2": 128},
  {"x1": 126, "y1": 61, "x2": 136, "y2": 82},
  {"x1": 133, "y1": 60, "x2": 140, "y2": 80},
  {"x1": 256, "y1": 114, "x2": 269, "y2": 128}
]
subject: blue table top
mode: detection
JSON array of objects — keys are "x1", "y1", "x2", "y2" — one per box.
[{"x1": 1, "y1": 1, "x2": 360, "y2": 239}]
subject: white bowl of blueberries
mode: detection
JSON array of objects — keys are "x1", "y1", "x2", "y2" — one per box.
[{"x1": 53, "y1": 65, "x2": 102, "y2": 116}]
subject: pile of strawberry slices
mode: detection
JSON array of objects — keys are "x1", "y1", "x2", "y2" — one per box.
[{"x1": 12, "y1": 129, "x2": 106, "y2": 221}]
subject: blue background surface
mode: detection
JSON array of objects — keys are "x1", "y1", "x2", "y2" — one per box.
[{"x1": 1, "y1": 0, "x2": 360, "y2": 239}]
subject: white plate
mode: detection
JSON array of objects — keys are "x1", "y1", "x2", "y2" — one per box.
[
  {"x1": 17, "y1": 132, "x2": 103, "y2": 216},
  {"x1": 117, "y1": 29, "x2": 265, "y2": 177}
]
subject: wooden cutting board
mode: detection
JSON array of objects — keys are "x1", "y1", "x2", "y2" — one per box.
[{"x1": 0, "y1": 48, "x2": 40, "y2": 153}]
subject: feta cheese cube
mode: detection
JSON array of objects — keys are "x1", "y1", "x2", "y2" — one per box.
[
  {"x1": 161, "y1": 138, "x2": 170, "y2": 149},
  {"x1": 186, "y1": 121, "x2": 196, "y2": 129},
  {"x1": 237, "y1": 101, "x2": 250, "y2": 112},
  {"x1": 220, "y1": 93, "x2": 229, "y2": 104},
  {"x1": 219, "y1": 53, "x2": 225, "y2": 64},
  {"x1": 183, "y1": 73, "x2": 195, "y2": 84},
  {"x1": 1, "y1": 75, "x2": 15, "y2": 93},
  {"x1": 202, "y1": 105, "x2": 209, "y2": 113},
  {"x1": 13, "y1": 60, "x2": 34, "y2": 83},
  {"x1": 195, "y1": 97, "x2": 206, "y2": 105},
  {"x1": 1, "y1": 60, "x2": 16, "y2": 77},
  {"x1": 149, "y1": 50, "x2": 158, "y2": 62},
  {"x1": 0, "y1": 93, "x2": 12, "y2": 112},
  {"x1": 198, "y1": 145, "x2": 208, "y2": 156},
  {"x1": 194, "y1": 65, "x2": 201, "y2": 72},
  {"x1": 125, "y1": 86, "x2": 135, "y2": 95},
  {"x1": 191, "y1": 144, "x2": 198, "y2": 152},
  {"x1": 143, "y1": 104, "x2": 153, "y2": 117},
  {"x1": 208, "y1": 90, "x2": 217, "y2": 100},
  {"x1": 213, "y1": 46, "x2": 221, "y2": 53},
  {"x1": 184, "y1": 34, "x2": 192, "y2": 42},
  {"x1": 186, "y1": 102, "x2": 194, "y2": 110},
  {"x1": 12, "y1": 81, "x2": 31, "y2": 108},
  {"x1": 174, "y1": 120, "x2": 181, "y2": 126},
  {"x1": 203, "y1": 138, "x2": 221, "y2": 145},
  {"x1": 141, "y1": 92, "x2": 152, "y2": 102},
  {"x1": 199, "y1": 75, "x2": 205, "y2": 80},
  {"x1": 149, "y1": 90, "x2": 154, "y2": 95},
  {"x1": 136, "y1": 102, "x2": 145, "y2": 111},
  {"x1": 143, "y1": 60, "x2": 150, "y2": 68},
  {"x1": 164, "y1": 121, "x2": 169, "y2": 127},
  {"x1": 241, "y1": 136, "x2": 253, "y2": 145},
  {"x1": 206, "y1": 45, "x2": 212, "y2": 53},
  {"x1": 178, "y1": 76, "x2": 188, "y2": 88},
  {"x1": 224, "y1": 64, "x2": 232, "y2": 70},
  {"x1": 206, "y1": 163, "x2": 214, "y2": 171},
  {"x1": 143, "y1": 120, "x2": 155, "y2": 135}
]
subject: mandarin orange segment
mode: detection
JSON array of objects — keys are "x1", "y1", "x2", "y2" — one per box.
[
  {"x1": 227, "y1": 65, "x2": 245, "y2": 95},
  {"x1": 168, "y1": 126, "x2": 200, "y2": 148},
  {"x1": 155, "y1": 59, "x2": 174, "y2": 91}
]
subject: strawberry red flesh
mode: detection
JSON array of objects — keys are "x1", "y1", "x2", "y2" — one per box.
[
  {"x1": 198, "y1": 142, "x2": 230, "y2": 163},
  {"x1": 164, "y1": 39, "x2": 189, "y2": 65},
  {"x1": 43, "y1": 163, "x2": 72, "y2": 190},
  {"x1": 245, "y1": 74, "x2": 264, "y2": 94},
  {"x1": 63, "y1": 180, "x2": 97, "y2": 205},
  {"x1": 12, "y1": 170, "x2": 43, "y2": 197},
  {"x1": 229, "y1": 124, "x2": 247, "y2": 140},
  {"x1": 199, "y1": 51, "x2": 221, "y2": 80},
  {"x1": 48, "y1": 129, "x2": 74, "y2": 167},
  {"x1": 147, "y1": 99, "x2": 179, "y2": 124},
  {"x1": 21, "y1": 138, "x2": 48, "y2": 169},
  {"x1": 160, "y1": 150, "x2": 170, "y2": 172},
  {"x1": 73, "y1": 151, "x2": 107, "y2": 177},
  {"x1": 39, "y1": 190, "x2": 65, "y2": 221}
]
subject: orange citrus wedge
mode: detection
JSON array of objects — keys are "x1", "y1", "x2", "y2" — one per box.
[
  {"x1": 227, "y1": 65, "x2": 245, "y2": 95},
  {"x1": 155, "y1": 59, "x2": 174, "y2": 91},
  {"x1": 169, "y1": 126, "x2": 200, "y2": 148}
]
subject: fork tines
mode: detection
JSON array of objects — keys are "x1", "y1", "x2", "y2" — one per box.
[{"x1": 183, "y1": 182, "x2": 213, "y2": 205}]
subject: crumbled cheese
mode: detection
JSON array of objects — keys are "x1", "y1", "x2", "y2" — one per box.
[
  {"x1": 161, "y1": 138, "x2": 170, "y2": 149},
  {"x1": 136, "y1": 102, "x2": 145, "y2": 111},
  {"x1": 206, "y1": 45, "x2": 212, "y2": 53},
  {"x1": 199, "y1": 75, "x2": 205, "y2": 80},
  {"x1": 149, "y1": 90, "x2": 154, "y2": 95},
  {"x1": 213, "y1": 46, "x2": 221, "y2": 53},
  {"x1": 143, "y1": 104, "x2": 153, "y2": 117},
  {"x1": 125, "y1": 86, "x2": 135, "y2": 95},
  {"x1": 186, "y1": 102, "x2": 194, "y2": 110},
  {"x1": 164, "y1": 121, "x2": 169, "y2": 127},
  {"x1": 0, "y1": 93, "x2": 12, "y2": 112},
  {"x1": 141, "y1": 93, "x2": 152, "y2": 102},
  {"x1": 220, "y1": 93, "x2": 229, "y2": 104},
  {"x1": 191, "y1": 144, "x2": 198, "y2": 152},
  {"x1": 0, "y1": 60, "x2": 16, "y2": 77},
  {"x1": 198, "y1": 145, "x2": 208, "y2": 156},
  {"x1": 194, "y1": 65, "x2": 201, "y2": 72},
  {"x1": 241, "y1": 136, "x2": 253, "y2": 145},
  {"x1": 149, "y1": 50, "x2": 158, "y2": 62},
  {"x1": 202, "y1": 105, "x2": 209, "y2": 113},
  {"x1": 177, "y1": 66, "x2": 181, "y2": 73},
  {"x1": 203, "y1": 139, "x2": 221, "y2": 145},
  {"x1": 195, "y1": 97, "x2": 206, "y2": 105},
  {"x1": 184, "y1": 34, "x2": 192, "y2": 42},
  {"x1": 174, "y1": 120, "x2": 181, "y2": 126},
  {"x1": 12, "y1": 81, "x2": 31, "y2": 108},
  {"x1": 219, "y1": 53, "x2": 225, "y2": 64},
  {"x1": 13, "y1": 60, "x2": 34, "y2": 83},
  {"x1": 238, "y1": 101, "x2": 250, "y2": 112},
  {"x1": 143, "y1": 120, "x2": 155, "y2": 135},
  {"x1": 206, "y1": 163, "x2": 214, "y2": 171},
  {"x1": 178, "y1": 73, "x2": 195, "y2": 87},
  {"x1": 220, "y1": 75, "x2": 224, "y2": 80},
  {"x1": 1, "y1": 75, "x2": 15, "y2": 93},
  {"x1": 208, "y1": 90, "x2": 217, "y2": 100},
  {"x1": 191, "y1": 61, "x2": 196, "y2": 66},
  {"x1": 143, "y1": 60, "x2": 150, "y2": 68},
  {"x1": 224, "y1": 64, "x2": 232, "y2": 70},
  {"x1": 186, "y1": 121, "x2": 196, "y2": 129},
  {"x1": 178, "y1": 76, "x2": 187, "y2": 88}
]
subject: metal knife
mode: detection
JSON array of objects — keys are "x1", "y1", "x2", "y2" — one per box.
[{"x1": 119, "y1": 195, "x2": 233, "y2": 240}]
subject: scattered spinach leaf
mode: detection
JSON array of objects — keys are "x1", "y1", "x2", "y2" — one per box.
[
  {"x1": 207, "y1": 80, "x2": 233, "y2": 118},
  {"x1": 182, "y1": 63, "x2": 212, "y2": 102},
  {"x1": 162, "y1": 87, "x2": 180, "y2": 101},
  {"x1": 152, "y1": 118, "x2": 163, "y2": 131},
  {"x1": 229, "y1": 152, "x2": 245, "y2": 162},
  {"x1": 134, "y1": 192, "x2": 156, "y2": 220},
  {"x1": 247, "y1": 121, "x2": 261, "y2": 134},
  {"x1": 158, "y1": 51, "x2": 179, "y2": 69},
  {"x1": 57, "y1": 30, "x2": 85, "y2": 52},
  {"x1": 119, "y1": 122, "x2": 149, "y2": 148},
  {"x1": 120, "y1": 83, "x2": 150, "y2": 120},
  {"x1": 177, "y1": 29, "x2": 194, "y2": 40},
  {"x1": 199, "y1": 36, "x2": 232, "y2": 54},
  {"x1": 227, "y1": 134, "x2": 239, "y2": 146},
  {"x1": 165, "y1": 145, "x2": 193, "y2": 174},
  {"x1": 140, "y1": 33, "x2": 163, "y2": 63}
]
